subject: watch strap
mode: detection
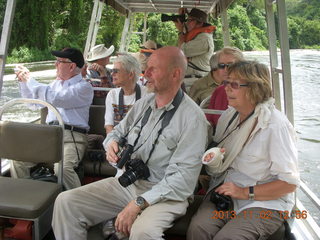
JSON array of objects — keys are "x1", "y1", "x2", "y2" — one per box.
[{"x1": 248, "y1": 186, "x2": 255, "y2": 200}]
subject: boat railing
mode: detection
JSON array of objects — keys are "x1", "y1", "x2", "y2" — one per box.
[{"x1": 299, "y1": 181, "x2": 320, "y2": 212}]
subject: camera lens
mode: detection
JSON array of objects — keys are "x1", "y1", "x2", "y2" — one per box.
[
  {"x1": 118, "y1": 171, "x2": 138, "y2": 187},
  {"x1": 118, "y1": 159, "x2": 150, "y2": 187}
]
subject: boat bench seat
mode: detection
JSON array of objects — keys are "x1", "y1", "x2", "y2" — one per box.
[
  {"x1": 41, "y1": 106, "x2": 116, "y2": 178},
  {"x1": 0, "y1": 177, "x2": 61, "y2": 218},
  {"x1": 82, "y1": 105, "x2": 116, "y2": 178},
  {"x1": 0, "y1": 120, "x2": 64, "y2": 240}
]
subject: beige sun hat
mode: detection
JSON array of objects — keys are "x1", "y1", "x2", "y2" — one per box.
[
  {"x1": 86, "y1": 44, "x2": 114, "y2": 62},
  {"x1": 140, "y1": 40, "x2": 157, "y2": 50}
]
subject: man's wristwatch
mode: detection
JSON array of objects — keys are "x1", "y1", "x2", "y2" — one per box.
[
  {"x1": 248, "y1": 186, "x2": 255, "y2": 200},
  {"x1": 135, "y1": 196, "x2": 147, "y2": 210}
]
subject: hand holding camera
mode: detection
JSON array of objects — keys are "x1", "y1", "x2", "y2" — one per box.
[
  {"x1": 113, "y1": 137, "x2": 150, "y2": 187},
  {"x1": 14, "y1": 65, "x2": 30, "y2": 82},
  {"x1": 161, "y1": 7, "x2": 187, "y2": 23}
]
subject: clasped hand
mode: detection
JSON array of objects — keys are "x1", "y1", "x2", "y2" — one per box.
[{"x1": 15, "y1": 65, "x2": 30, "y2": 82}]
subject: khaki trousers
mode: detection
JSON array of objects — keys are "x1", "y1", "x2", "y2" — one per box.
[
  {"x1": 52, "y1": 177, "x2": 189, "y2": 240},
  {"x1": 187, "y1": 196, "x2": 283, "y2": 240},
  {"x1": 10, "y1": 130, "x2": 87, "y2": 190}
]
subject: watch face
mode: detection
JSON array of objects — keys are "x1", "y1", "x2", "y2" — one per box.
[{"x1": 136, "y1": 197, "x2": 145, "y2": 208}]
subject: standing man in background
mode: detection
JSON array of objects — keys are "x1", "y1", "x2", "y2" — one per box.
[{"x1": 175, "y1": 8, "x2": 215, "y2": 78}]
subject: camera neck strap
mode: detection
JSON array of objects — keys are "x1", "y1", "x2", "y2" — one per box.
[
  {"x1": 145, "y1": 89, "x2": 184, "y2": 163},
  {"x1": 214, "y1": 110, "x2": 255, "y2": 147},
  {"x1": 118, "y1": 84, "x2": 141, "y2": 119},
  {"x1": 128, "y1": 89, "x2": 184, "y2": 157}
]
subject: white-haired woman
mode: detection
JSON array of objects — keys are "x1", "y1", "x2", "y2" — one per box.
[
  {"x1": 188, "y1": 61, "x2": 299, "y2": 240},
  {"x1": 104, "y1": 54, "x2": 148, "y2": 134}
]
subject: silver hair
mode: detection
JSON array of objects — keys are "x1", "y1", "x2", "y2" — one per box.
[
  {"x1": 114, "y1": 54, "x2": 141, "y2": 82},
  {"x1": 210, "y1": 47, "x2": 244, "y2": 71}
]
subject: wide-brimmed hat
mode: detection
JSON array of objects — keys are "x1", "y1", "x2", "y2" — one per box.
[
  {"x1": 188, "y1": 8, "x2": 208, "y2": 24},
  {"x1": 86, "y1": 44, "x2": 114, "y2": 62},
  {"x1": 140, "y1": 40, "x2": 157, "y2": 50},
  {"x1": 51, "y1": 48, "x2": 84, "y2": 68}
]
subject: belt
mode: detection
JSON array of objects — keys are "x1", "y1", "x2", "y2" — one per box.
[
  {"x1": 48, "y1": 121, "x2": 88, "y2": 134},
  {"x1": 185, "y1": 74, "x2": 202, "y2": 78}
]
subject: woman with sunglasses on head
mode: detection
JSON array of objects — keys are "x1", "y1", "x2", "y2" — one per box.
[
  {"x1": 104, "y1": 54, "x2": 148, "y2": 135},
  {"x1": 187, "y1": 61, "x2": 299, "y2": 240},
  {"x1": 189, "y1": 47, "x2": 244, "y2": 106}
]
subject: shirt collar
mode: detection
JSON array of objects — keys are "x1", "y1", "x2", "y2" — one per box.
[{"x1": 63, "y1": 73, "x2": 83, "y2": 86}]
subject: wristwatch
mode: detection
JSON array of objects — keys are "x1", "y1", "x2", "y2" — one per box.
[
  {"x1": 248, "y1": 186, "x2": 255, "y2": 200},
  {"x1": 135, "y1": 196, "x2": 147, "y2": 210}
]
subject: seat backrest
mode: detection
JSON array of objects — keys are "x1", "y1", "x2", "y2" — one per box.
[
  {"x1": 0, "y1": 121, "x2": 63, "y2": 164},
  {"x1": 88, "y1": 105, "x2": 106, "y2": 136}
]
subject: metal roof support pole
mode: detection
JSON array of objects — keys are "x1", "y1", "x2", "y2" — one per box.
[
  {"x1": 0, "y1": 0, "x2": 17, "y2": 97},
  {"x1": 276, "y1": 0, "x2": 294, "y2": 124},
  {"x1": 265, "y1": 0, "x2": 281, "y2": 111},
  {"x1": 84, "y1": 0, "x2": 104, "y2": 59},
  {"x1": 125, "y1": 13, "x2": 136, "y2": 52},
  {"x1": 119, "y1": 11, "x2": 131, "y2": 52},
  {"x1": 143, "y1": 12, "x2": 148, "y2": 43},
  {"x1": 220, "y1": 2, "x2": 231, "y2": 46}
]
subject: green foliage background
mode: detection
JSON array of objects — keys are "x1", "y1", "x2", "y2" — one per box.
[{"x1": 0, "y1": 0, "x2": 319, "y2": 63}]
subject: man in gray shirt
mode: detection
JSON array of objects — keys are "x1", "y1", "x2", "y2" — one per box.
[{"x1": 52, "y1": 46, "x2": 210, "y2": 240}]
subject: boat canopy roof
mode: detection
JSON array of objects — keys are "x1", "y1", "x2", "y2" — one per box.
[{"x1": 102, "y1": 0, "x2": 234, "y2": 17}]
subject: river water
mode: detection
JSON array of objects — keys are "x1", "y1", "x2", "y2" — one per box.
[{"x1": 0, "y1": 50, "x2": 320, "y2": 224}]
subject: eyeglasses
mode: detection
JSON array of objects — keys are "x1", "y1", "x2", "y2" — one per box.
[
  {"x1": 56, "y1": 59, "x2": 73, "y2": 64},
  {"x1": 187, "y1": 18, "x2": 196, "y2": 22},
  {"x1": 112, "y1": 68, "x2": 120, "y2": 74},
  {"x1": 222, "y1": 80, "x2": 249, "y2": 89},
  {"x1": 217, "y1": 63, "x2": 230, "y2": 69}
]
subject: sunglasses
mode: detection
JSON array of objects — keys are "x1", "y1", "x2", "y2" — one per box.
[
  {"x1": 222, "y1": 80, "x2": 249, "y2": 89},
  {"x1": 112, "y1": 68, "x2": 120, "y2": 74},
  {"x1": 217, "y1": 63, "x2": 230, "y2": 69}
]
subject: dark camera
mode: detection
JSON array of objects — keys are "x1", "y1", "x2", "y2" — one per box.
[
  {"x1": 210, "y1": 192, "x2": 232, "y2": 211},
  {"x1": 161, "y1": 13, "x2": 186, "y2": 23},
  {"x1": 118, "y1": 159, "x2": 150, "y2": 187},
  {"x1": 116, "y1": 138, "x2": 133, "y2": 169}
]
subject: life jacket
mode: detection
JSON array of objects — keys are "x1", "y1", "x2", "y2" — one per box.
[{"x1": 185, "y1": 25, "x2": 216, "y2": 43}]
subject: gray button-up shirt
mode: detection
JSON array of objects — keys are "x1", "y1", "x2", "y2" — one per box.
[{"x1": 104, "y1": 92, "x2": 210, "y2": 205}]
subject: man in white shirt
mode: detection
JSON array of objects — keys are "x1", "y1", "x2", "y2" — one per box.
[{"x1": 12, "y1": 48, "x2": 94, "y2": 190}]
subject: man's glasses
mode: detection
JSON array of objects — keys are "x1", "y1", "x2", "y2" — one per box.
[
  {"x1": 217, "y1": 63, "x2": 230, "y2": 69},
  {"x1": 56, "y1": 59, "x2": 73, "y2": 64},
  {"x1": 187, "y1": 18, "x2": 196, "y2": 22},
  {"x1": 222, "y1": 80, "x2": 249, "y2": 89},
  {"x1": 112, "y1": 68, "x2": 120, "y2": 74}
]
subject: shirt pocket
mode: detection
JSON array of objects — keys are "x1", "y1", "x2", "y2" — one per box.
[{"x1": 158, "y1": 134, "x2": 177, "y2": 151}]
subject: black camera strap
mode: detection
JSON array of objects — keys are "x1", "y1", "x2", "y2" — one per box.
[
  {"x1": 213, "y1": 110, "x2": 255, "y2": 147},
  {"x1": 132, "y1": 106, "x2": 152, "y2": 148},
  {"x1": 145, "y1": 89, "x2": 184, "y2": 163},
  {"x1": 118, "y1": 84, "x2": 141, "y2": 120},
  {"x1": 120, "y1": 89, "x2": 184, "y2": 163}
]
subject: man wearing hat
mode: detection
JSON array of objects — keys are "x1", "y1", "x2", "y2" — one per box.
[
  {"x1": 13, "y1": 48, "x2": 94, "y2": 190},
  {"x1": 175, "y1": 8, "x2": 215, "y2": 78},
  {"x1": 132, "y1": 40, "x2": 158, "y2": 86},
  {"x1": 86, "y1": 44, "x2": 115, "y2": 100}
]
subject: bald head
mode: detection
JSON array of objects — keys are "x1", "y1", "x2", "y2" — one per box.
[{"x1": 152, "y1": 46, "x2": 187, "y2": 82}]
